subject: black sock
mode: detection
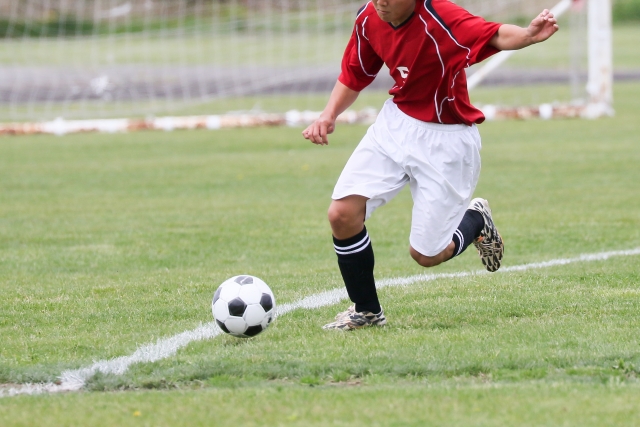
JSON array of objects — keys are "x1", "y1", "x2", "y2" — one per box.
[
  {"x1": 333, "y1": 226, "x2": 381, "y2": 314},
  {"x1": 451, "y1": 209, "x2": 484, "y2": 258}
]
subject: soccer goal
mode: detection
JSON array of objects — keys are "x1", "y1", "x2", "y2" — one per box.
[
  {"x1": 0, "y1": 0, "x2": 613, "y2": 134},
  {"x1": 466, "y1": 0, "x2": 614, "y2": 120}
]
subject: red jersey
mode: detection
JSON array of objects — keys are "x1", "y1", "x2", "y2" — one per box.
[{"x1": 338, "y1": 0, "x2": 502, "y2": 125}]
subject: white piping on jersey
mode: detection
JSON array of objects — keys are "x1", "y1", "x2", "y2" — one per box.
[
  {"x1": 356, "y1": 1, "x2": 371, "y2": 19},
  {"x1": 418, "y1": 15, "x2": 445, "y2": 77},
  {"x1": 362, "y1": 16, "x2": 369, "y2": 40},
  {"x1": 439, "y1": 71, "x2": 458, "y2": 116},
  {"x1": 356, "y1": 25, "x2": 378, "y2": 78},
  {"x1": 423, "y1": 0, "x2": 472, "y2": 68},
  {"x1": 418, "y1": 15, "x2": 445, "y2": 78},
  {"x1": 439, "y1": 95, "x2": 455, "y2": 118},
  {"x1": 355, "y1": 3, "x2": 376, "y2": 76},
  {"x1": 437, "y1": 70, "x2": 459, "y2": 117},
  {"x1": 451, "y1": 71, "x2": 460, "y2": 88},
  {"x1": 441, "y1": 71, "x2": 460, "y2": 112},
  {"x1": 418, "y1": 14, "x2": 446, "y2": 123}
]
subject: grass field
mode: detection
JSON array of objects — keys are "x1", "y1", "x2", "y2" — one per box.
[{"x1": 1, "y1": 80, "x2": 640, "y2": 425}]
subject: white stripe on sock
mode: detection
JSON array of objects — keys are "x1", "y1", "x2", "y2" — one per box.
[
  {"x1": 454, "y1": 229, "x2": 465, "y2": 256},
  {"x1": 335, "y1": 235, "x2": 371, "y2": 255},
  {"x1": 334, "y1": 232, "x2": 370, "y2": 252}
]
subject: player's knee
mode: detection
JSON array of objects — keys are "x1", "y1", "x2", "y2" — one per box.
[
  {"x1": 328, "y1": 197, "x2": 368, "y2": 239},
  {"x1": 327, "y1": 202, "x2": 356, "y2": 229},
  {"x1": 413, "y1": 254, "x2": 440, "y2": 268},
  {"x1": 327, "y1": 203, "x2": 340, "y2": 226},
  {"x1": 410, "y1": 247, "x2": 441, "y2": 268}
]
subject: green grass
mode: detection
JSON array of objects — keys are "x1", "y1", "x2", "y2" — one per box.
[
  {"x1": 0, "y1": 82, "x2": 640, "y2": 425},
  {"x1": 614, "y1": 0, "x2": 640, "y2": 22},
  {"x1": 3, "y1": 382, "x2": 640, "y2": 427}
]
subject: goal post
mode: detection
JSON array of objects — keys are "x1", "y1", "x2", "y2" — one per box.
[
  {"x1": 585, "y1": 0, "x2": 614, "y2": 118},
  {"x1": 466, "y1": 0, "x2": 574, "y2": 91},
  {"x1": 467, "y1": 0, "x2": 614, "y2": 120}
]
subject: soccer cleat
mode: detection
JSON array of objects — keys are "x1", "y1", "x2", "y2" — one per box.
[
  {"x1": 334, "y1": 304, "x2": 355, "y2": 320},
  {"x1": 468, "y1": 198, "x2": 504, "y2": 272},
  {"x1": 323, "y1": 306, "x2": 387, "y2": 330}
]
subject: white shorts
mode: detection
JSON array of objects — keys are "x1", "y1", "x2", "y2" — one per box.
[{"x1": 332, "y1": 99, "x2": 482, "y2": 257}]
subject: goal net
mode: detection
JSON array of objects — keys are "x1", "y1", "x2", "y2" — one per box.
[{"x1": 0, "y1": 0, "x2": 613, "y2": 132}]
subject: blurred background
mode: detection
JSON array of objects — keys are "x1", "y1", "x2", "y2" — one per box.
[{"x1": 0, "y1": 0, "x2": 638, "y2": 122}]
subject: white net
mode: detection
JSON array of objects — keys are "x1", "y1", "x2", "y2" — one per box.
[{"x1": 1, "y1": 0, "x2": 590, "y2": 122}]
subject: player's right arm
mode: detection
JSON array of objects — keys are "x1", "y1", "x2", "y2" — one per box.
[{"x1": 302, "y1": 81, "x2": 359, "y2": 146}]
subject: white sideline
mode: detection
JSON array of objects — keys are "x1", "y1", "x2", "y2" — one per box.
[{"x1": 2, "y1": 247, "x2": 639, "y2": 398}]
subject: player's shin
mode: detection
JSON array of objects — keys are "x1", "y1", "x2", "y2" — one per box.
[{"x1": 333, "y1": 226, "x2": 381, "y2": 314}]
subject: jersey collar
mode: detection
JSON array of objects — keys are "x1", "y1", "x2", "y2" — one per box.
[{"x1": 387, "y1": 11, "x2": 415, "y2": 30}]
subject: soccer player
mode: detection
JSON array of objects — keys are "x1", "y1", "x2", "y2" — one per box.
[{"x1": 302, "y1": 0, "x2": 559, "y2": 330}]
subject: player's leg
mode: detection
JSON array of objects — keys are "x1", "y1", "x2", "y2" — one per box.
[
  {"x1": 323, "y1": 103, "x2": 409, "y2": 330},
  {"x1": 406, "y1": 122, "x2": 484, "y2": 268},
  {"x1": 409, "y1": 242, "x2": 455, "y2": 267},
  {"x1": 407, "y1": 124, "x2": 503, "y2": 271},
  {"x1": 325, "y1": 195, "x2": 386, "y2": 329},
  {"x1": 411, "y1": 197, "x2": 503, "y2": 270},
  {"x1": 328, "y1": 196, "x2": 377, "y2": 315},
  {"x1": 411, "y1": 203, "x2": 485, "y2": 267}
]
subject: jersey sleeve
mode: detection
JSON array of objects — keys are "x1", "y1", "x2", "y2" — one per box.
[
  {"x1": 337, "y1": 22, "x2": 384, "y2": 92},
  {"x1": 433, "y1": 0, "x2": 502, "y2": 65}
]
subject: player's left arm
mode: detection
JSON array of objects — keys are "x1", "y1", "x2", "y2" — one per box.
[{"x1": 489, "y1": 9, "x2": 559, "y2": 51}]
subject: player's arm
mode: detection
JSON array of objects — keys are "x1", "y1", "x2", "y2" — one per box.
[
  {"x1": 489, "y1": 9, "x2": 559, "y2": 51},
  {"x1": 302, "y1": 80, "x2": 360, "y2": 146}
]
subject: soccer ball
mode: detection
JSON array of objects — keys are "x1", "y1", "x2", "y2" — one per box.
[{"x1": 212, "y1": 275, "x2": 276, "y2": 338}]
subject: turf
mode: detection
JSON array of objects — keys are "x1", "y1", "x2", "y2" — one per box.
[
  {"x1": 3, "y1": 382, "x2": 640, "y2": 427},
  {"x1": 1, "y1": 81, "x2": 639, "y2": 425}
]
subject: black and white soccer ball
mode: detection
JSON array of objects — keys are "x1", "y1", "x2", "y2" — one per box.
[{"x1": 212, "y1": 275, "x2": 276, "y2": 338}]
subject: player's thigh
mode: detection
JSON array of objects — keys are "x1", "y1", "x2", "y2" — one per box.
[
  {"x1": 408, "y1": 126, "x2": 482, "y2": 257},
  {"x1": 332, "y1": 129, "x2": 408, "y2": 221}
]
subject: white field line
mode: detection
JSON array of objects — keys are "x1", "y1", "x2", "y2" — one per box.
[{"x1": 2, "y1": 247, "x2": 639, "y2": 398}]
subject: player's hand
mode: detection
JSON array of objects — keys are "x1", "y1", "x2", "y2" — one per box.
[
  {"x1": 302, "y1": 114, "x2": 336, "y2": 146},
  {"x1": 526, "y1": 9, "x2": 559, "y2": 43}
]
